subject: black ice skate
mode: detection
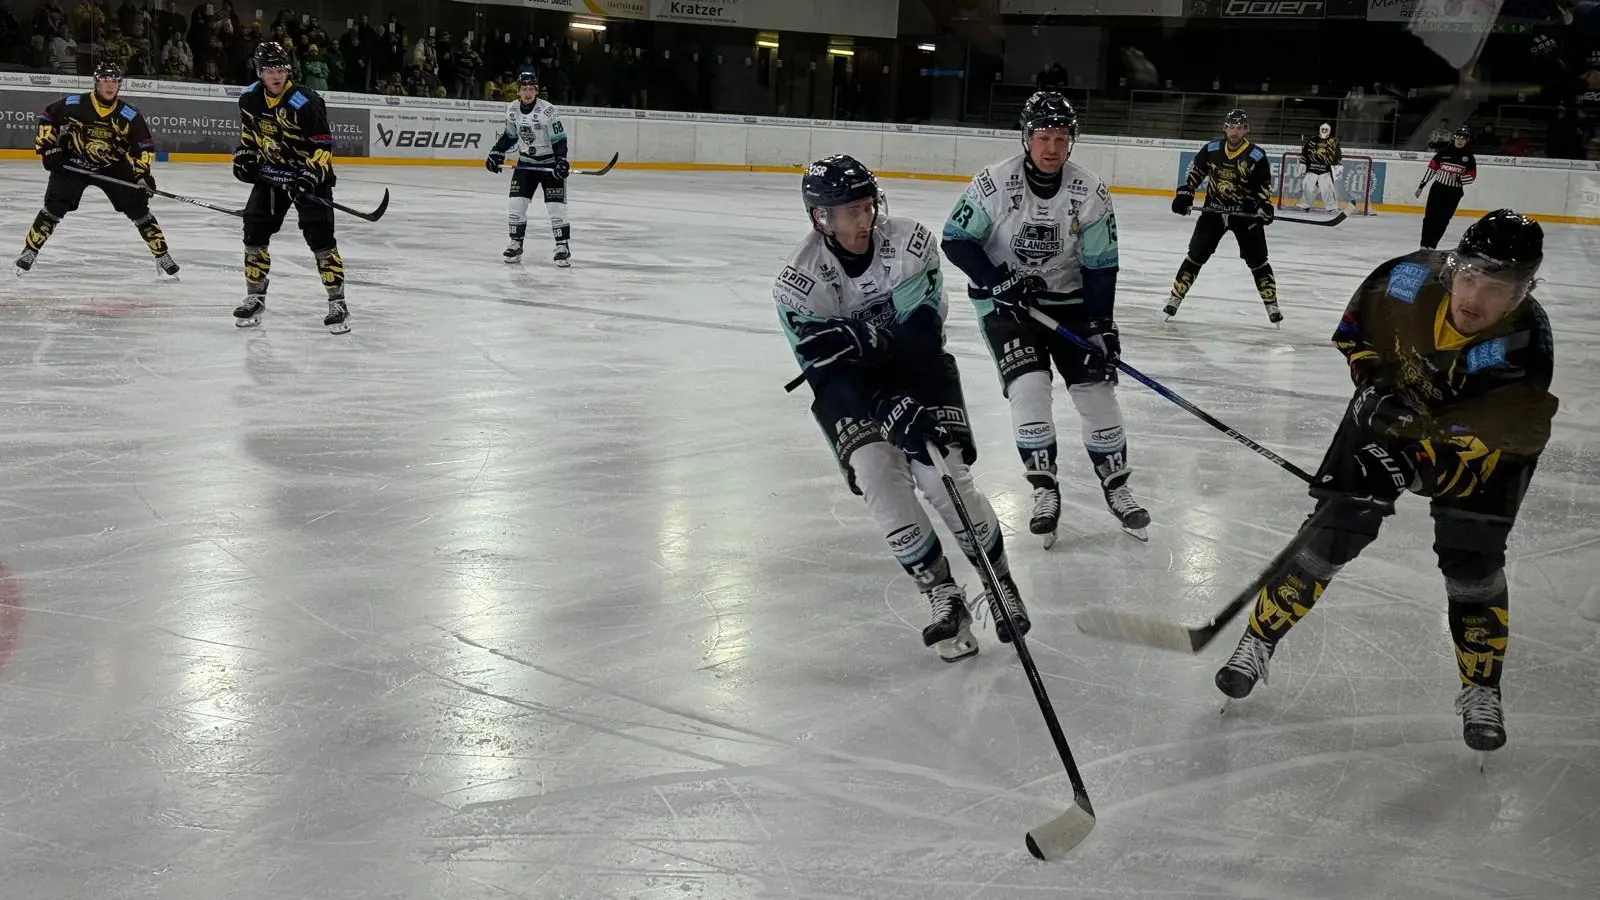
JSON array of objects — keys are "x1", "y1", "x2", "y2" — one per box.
[
  {"x1": 1100, "y1": 468, "x2": 1150, "y2": 541},
  {"x1": 503, "y1": 238, "x2": 524, "y2": 264},
  {"x1": 1030, "y1": 472, "x2": 1061, "y2": 549},
  {"x1": 1455, "y1": 684, "x2": 1506, "y2": 763},
  {"x1": 1163, "y1": 293, "x2": 1183, "y2": 320},
  {"x1": 154, "y1": 252, "x2": 180, "y2": 277},
  {"x1": 16, "y1": 248, "x2": 37, "y2": 274},
  {"x1": 234, "y1": 284, "x2": 266, "y2": 327},
  {"x1": 554, "y1": 241, "x2": 571, "y2": 268},
  {"x1": 975, "y1": 573, "x2": 1031, "y2": 644},
  {"x1": 1263, "y1": 300, "x2": 1283, "y2": 327},
  {"x1": 922, "y1": 581, "x2": 978, "y2": 663},
  {"x1": 324, "y1": 297, "x2": 350, "y2": 335},
  {"x1": 1215, "y1": 629, "x2": 1274, "y2": 708}
]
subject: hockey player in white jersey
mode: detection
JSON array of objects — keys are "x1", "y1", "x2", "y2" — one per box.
[
  {"x1": 484, "y1": 70, "x2": 571, "y2": 266},
  {"x1": 1297, "y1": 122, "x2": 1344, "y2": 213},
  {"x1": 941, "y1": 92, "x2": 1149, "y2": 545},
  {"x1": 775, "y1": 154, "x2": 1031, "y2": 662}
]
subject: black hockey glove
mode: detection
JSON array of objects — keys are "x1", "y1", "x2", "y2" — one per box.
[
  {"x1": 553, "y1": 158, "x2": 571, "y2": 179},
  {"x1": 1349, "y1": 383, "x2": 1420, "y2": 437},
  {"x1": 135, "y1": 170, "x2": 156, "y2": 194},
  {"x1": 873, "y1": 392, "x2": 952, "y2": 466},
  {"x1": 1351, "y1": 441, "x2": 1417, "y2": 502},
  {"x1": 794, "y1": 318, "x2": 891, "y2": 370},
  {"x1": 1171, "y1": 187, "x2": 1195, "y2": 216},
  {"x1": 40, "y1": 145, "x2": 65, "y2": 173},
  {"x1": 1257, "y1": 201, "x2": 1275, "y2": 225},
  {"x1": 485, "y1": 151, "x2": 504, "y2": 173},
  {"x1": 990, "y1": 268, "x2": 1048, "y2": 323},
  {"x1": 1079, "y1": 318, "x2": 1121, "y2": 383},
  {"x1": 287, "y1": 168, "x2": 320, "y2": 199},
  {"x1": 232, "y1": 146, "x2": 260, "y2": 184}
]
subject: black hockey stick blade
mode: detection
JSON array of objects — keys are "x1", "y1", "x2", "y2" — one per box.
[
  {"x1": 784, "y1": 372, "x2": 806, "y2": 393},
  {"x1": 1074, "y1": 496, "x2": 1362, "y2": 653},
  {"x1": 1275, "y1": 210, "x2": 1347, "y2": 226},
  {"x1": 580, "y1": 152, "x2": 620, "y2": 176},
  {"x1": 513, "y1": 152, "x2": 620, "y2": 177},
  {"x1": 927, "y1": 440, "x2": 1096, "y2": 859},
  {"x1": 332, "y1": 188, "x2": 389, "y2": 222}
]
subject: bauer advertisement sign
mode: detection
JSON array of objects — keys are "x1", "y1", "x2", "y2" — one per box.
[
  {"x1": 368, "y1": 109, "x2": 501, "y2": 159},
  {"x1": 0, "y1": 87, "x2": 367, "y2": 157},
  {"x1": 1176, "y1": 148, "x2": 1387, "y2": 207}
]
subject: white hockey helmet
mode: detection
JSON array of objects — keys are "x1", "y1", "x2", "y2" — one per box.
[{"x1": 1318, "y1": 122, "x2": 1332, "y2": 139}]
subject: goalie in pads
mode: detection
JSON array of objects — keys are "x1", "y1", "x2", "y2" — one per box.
[
  {"x1": 1296, "y1": 123, "x2": 1348, "y2": 214},
  {"x1": 774, "y1": 155, "x2": 1032, "y2": 662}
]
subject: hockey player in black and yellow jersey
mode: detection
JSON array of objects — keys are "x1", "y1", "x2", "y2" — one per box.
[
  {"x1": 1165, "y1": 109, "x2": 1281, "y2": 326},
  {"x1": 231, "y1": 41, "x2": 348, "y2": 334},
  {"x1": 1213, "y1": 210, "x2": 1556, "y2": 757},
  {"x1": 15, "y1": 61, "x2": 178, "y2": 277}
]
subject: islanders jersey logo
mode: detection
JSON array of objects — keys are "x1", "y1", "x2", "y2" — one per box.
[{"x1": 1011, "y1": 223, "x2": 1063, "y2": 265}]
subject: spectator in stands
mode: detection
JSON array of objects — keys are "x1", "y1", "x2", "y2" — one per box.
[
  {"x1": 1428, "y1": 117, "x2": 1454, "y2": 149},
  {"x1": 1036, "y1": 62, "x2": 1068, "y2": 91},
  {"x1": 454, "y1": 36, "x2": 482, "y2": 100},
  {"x1": 161, "y1": 28, "x2": 192, "y2": 79},
  {"x1": 31, "y1": 0, "x2": 70, "y2": 70},
  {"x1": 1547, "y1": 102, "x2": 1585, "y2": 158},
  {"x1": 377, "y1": 29, "x2": 405, "y2": 86},
  {"x1": 301, "y1": 44, "x2": 329, "y2": 91}
]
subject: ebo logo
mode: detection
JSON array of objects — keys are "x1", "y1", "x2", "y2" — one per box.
[
  {"x1": 375, "y1": 122, "x2": 482, "y2": 150},
  {"x1": 1222, "y1": 0, "x2": 1324, "y2": 16}
]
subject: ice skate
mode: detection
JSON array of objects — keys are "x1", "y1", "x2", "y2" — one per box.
[
  {"x1": 1163, "y1": 293, "x2": 1183, "y2": 320},
  {"x1": 974, "y1": 573, "x2": 1031, "y2": 644},
  {"x1": 1263, "y1": 300, "x2": 1283, "y2": 327},
  {"x1": 1100, "y1": 468, "x2": 1150, "y2": 541},
  {"x1": 503, "y1": 238, "x2": 524, "y2": 264},
  {"x1": 554, "y1": 241, "x2": 571, "y2": 268},
  {"x1": 324, "y1": 298, "x2": 350, "y2": 335},
  {"x1": 1455, "y1": 684, "x2": 1506, "y2": 765},
  {"x1": 15, "y1": 248, "x2": 36, "y2": 275},
  {"x1": 922, "y1": 581, "x2": 978, "y2": 663},
  {"x1": 1029, "y1": 473, "x2": 1061, "y2": 549},
  {"x1": 234, "y1": 296, "x2": 265, "y2": 327},
  {"x1": 1215, "y1": 630, "x2": 1274, "y2": 710},
  {"x1": 154, "y1": 252, "x2": 180, "y2": 277}
]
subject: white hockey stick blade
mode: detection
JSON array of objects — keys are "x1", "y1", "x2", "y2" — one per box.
[
  {"x1": 1025, "y1": 801, "x2": 1096, "y2": 860},
  {"x1": 1073, "y1": 606, "x2": 1212, "y2": 653}
]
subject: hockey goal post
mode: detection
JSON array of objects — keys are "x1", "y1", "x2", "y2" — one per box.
[{"x1": 1276, "y1": 152, "x2": 1377, "y2": 216}]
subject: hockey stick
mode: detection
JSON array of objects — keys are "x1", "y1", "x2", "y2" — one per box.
[
  {"x1": 1028, "y1": 308, "x2": 1317, "y2": 484},
  {"x1": 1274, "y1": 210, "x2": 1346, "y2": 227},
  {"x1": 64, "y1": 166, "x2": 246, "y2": 217},
  {"x1": 293, "y1": 187, "x2": 390, "y2": 222},
  {"x1": 513, "y1": 151, "x2": 620, "y2": 177},
  {"x1": 1073, "y1": 497, "x2": 1357, "y2": 653},
  {"x1": 925, "y1": 441, "x2": 1095, "y2": 859}
]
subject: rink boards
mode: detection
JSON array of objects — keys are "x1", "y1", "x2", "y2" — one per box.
[{"x1": 1, "y1": 71, "x2": 1597, "y2": 224}]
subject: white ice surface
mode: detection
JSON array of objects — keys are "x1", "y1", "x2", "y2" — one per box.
[{"x1": 0, "y1": 162, "x2": 1596, "y2": 900}]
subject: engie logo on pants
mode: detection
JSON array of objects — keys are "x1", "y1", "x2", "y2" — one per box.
[{"x1": 374, "y1": 122, "x2": 482, "y2": 151}]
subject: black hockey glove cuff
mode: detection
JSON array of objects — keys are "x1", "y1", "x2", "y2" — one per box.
[
  {"x1": 990, "y1": 268, "x2": 1047, "y2": 323},
  {"x1": 1172, "y1": 187, "x2": 1194, "y2": 216},
  {"x1": 1351, "y1": 442, "x2": 1417, "y2": 502},
  {"x1": 1350, "y1": 384, "x2": 1420, "y2": 437},
  {"x1": 872, "y1": 392, "x2": 951, "y2": 466},
  {"x1": 232, "y1": 147, "x2": 260, "y2": 184},
  {"x1": 485, "y1": 151, "x2": 504, "y2": 173},
  {"x1": 1258, "y1": 201, "x2": 1275, "y2": 224},
  {"x1": 794, "y1": 318, "x2": 892, "y2": 370},
  {"x1": 40, "y1": 146, "x2": 65, "y2": 172}
]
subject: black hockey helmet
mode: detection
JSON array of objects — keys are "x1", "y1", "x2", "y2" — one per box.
[
  {"x1": 1453, "y1": 125, "x2": 1472, "y2": 141},
  {"x1": 1447, "y1": 209, "x2": 1543, "y2": 296},
  {"x1": 92, "y1": 60, "x2": 123, "y2": 82},
  {"x1": 802, "y1": 154, "x2": 884, "y2": 233},
  {"x1": 1223, "y1": 108, "x2": 1249, "y2": 127},
  {"x1": 516, "y1": 69, "x2": 539, "y2": 87},
  {"x1": 254, "y1": 41, "x2": 292, "y2": 72},
  {"x1": 1020, "y1": 91, "x2": 1079, "y2": 140}
]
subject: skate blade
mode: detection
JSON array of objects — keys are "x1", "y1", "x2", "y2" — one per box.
[
  {"x1": 1120, "y1": 525, "x2": 1149, "y2": 542},
  {"x1": 1041, "y1": 530, "x2": 1057, "y2": 550},
  {"x1": 327, "y1": 321, "x2": 351, "y2": 335},
  {"x1": 1025, "y1": 797, "x2": 1096, "y2": 860},
  {"x1": 504, "y1": 256, "x2": 522, "y2": 265},
  {"x1": 935, "y1": 626, "x2": 979, "y2": 662},
  {"x1": 235, "y1": 317, "x2": 262, "y2": 328},
  {"x1": 555, "y1": 259, "x2": 571, "y2": 268}
]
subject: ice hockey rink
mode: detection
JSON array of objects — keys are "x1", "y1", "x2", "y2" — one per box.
[{"x1": 0, "y1": 161, "x2": 1596, "y2": 900}]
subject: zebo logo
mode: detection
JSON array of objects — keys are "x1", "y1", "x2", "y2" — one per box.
[
  {"x1": 375, "y1": 122, "x2": 481, "y2": 150},
  {"x1": 1222, "y1": 0, "x2": 1323, "y2": 16}
]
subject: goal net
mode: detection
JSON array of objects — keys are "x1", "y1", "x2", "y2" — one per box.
[{"x1": 1276, "y1": 153, "x2": 1377, "y2": 216}]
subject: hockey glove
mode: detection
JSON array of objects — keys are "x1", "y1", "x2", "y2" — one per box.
[
  {"x1": 794, "y1": 318, "x2": 891, "y2": 370},
  {"x1": 873, "y1": 392, "x2": 951, "y2": 466},
  {"x1": 1351, "y1": 441, "x2": 1417, "y2": 502},
  {"x1": 135, "y1": 171, "x2": 156, "y2": 194},
  {"x1": 1080, "y1": 318, "x2": 1121, "y2": 383},
  {"x1": 232, "y1": 147, "x2": 260, "y2": 184},
  {"x1": 287, "y1": 168, "x2": 320, "y2": 200},
  {"x1": 1171, "y1": 187, "x2": 1195, "y2": 216},
  {"x1": 1257, "y1": 201, "x2": 1275, "y2": 225},
  {"x1": 553, "y1": 158, "x2": 571, "y2": 179},
  {"x1": 40, "y1": 146, "x2": 65, "y2": 173},
  {"x1": 485, "y1": 151, "x2": 504, "y2": 174},
  {"x1": 1350, "y1": 383, "x2": 1420, "y2": 437},
  {"x1": 990, "y1": 268, "x2": 1048, "y2": 323}
]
